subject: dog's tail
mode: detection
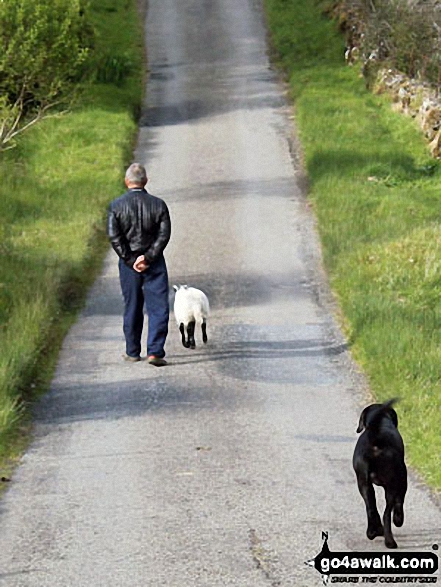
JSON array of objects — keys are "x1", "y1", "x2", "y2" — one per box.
[{"x1": 364, "y1": 398, "x2": 398, "y2": 433}]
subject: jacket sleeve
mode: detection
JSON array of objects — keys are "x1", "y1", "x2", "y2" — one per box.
[
  {"x1": 144, "y1": 202, "x2": 171, "y2": 263},
  {"x1": 107, "y1": 207, "x2": 138, "y2": 267}
]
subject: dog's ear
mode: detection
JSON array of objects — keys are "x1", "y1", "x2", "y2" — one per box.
[
  {"x1": 387, "y1": 408, "x2": 398, "y2": 428},
  {"x1": 173, "y1": 285, "x2": 179, "y2": 292},
  {"x1": 356, "y1": 407, "x2": 368, "y2": 433},
  {"x1": 356, "y1": 405, "x2": 378, "y2": 433},
  {"x1": 356, "y1": 417, "x2": 364, "y2": 433}
]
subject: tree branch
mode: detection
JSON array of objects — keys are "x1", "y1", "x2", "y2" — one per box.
[{"x1": 0, "y1": 99, "x2": 67, "y2": 152}]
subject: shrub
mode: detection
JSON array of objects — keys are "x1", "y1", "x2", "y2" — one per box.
[
  {"x1": 339, "y1": 0, "x2": 441, "y2": 86},
  {"x1": 0, "y1": 0, "x2": 94, "y2": 150},
  {"x1": 96, "y1": 52, "x2": 135, "y2": 85}
]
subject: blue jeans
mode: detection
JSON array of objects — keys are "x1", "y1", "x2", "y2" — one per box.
[{"x1": 119, "y1": 255, "x2": 169, "y2": 358}]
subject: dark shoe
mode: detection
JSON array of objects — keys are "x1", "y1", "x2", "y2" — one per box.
[
  {"x1": 148, "y1": 356, "x2": 168, "y2": 367},
  {"x1": 123, "y1": 354, "x2": 141, "y2": 362}
]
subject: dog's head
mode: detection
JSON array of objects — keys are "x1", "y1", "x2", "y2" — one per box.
[{"x1": 356, "y1": 400, "x2": 399, "y2": 433}]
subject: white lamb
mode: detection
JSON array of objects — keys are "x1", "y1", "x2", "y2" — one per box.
[{"x1": 173, "y1": 285, "x2": 209, "y2": 349}]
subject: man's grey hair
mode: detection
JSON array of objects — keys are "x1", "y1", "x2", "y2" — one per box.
[{"x1": 125, "y1": 163, "x2": 147, "y2": 185}]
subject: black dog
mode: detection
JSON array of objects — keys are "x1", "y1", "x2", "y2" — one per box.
[{"x1": 353, "y1": 399, "x2": 407, "y2": 549}]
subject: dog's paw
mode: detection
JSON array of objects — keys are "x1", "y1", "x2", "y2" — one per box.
[
  {"x1": 367, "y1": 525, "x2": 384, "y2": 540},
  {"x1": 393, "y1": 506, "x2": 404, "y2": 527},
  {"x1": 385, "y1": 537, "x2": 398, "y2": 549}
]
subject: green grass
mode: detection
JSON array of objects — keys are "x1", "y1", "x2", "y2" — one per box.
[
  {"x1": 0, "y1": 0, "x2": 144, "y2": 465},
  {"x1": 264, "y1": 0, "x2": 441, "y2": 488}
]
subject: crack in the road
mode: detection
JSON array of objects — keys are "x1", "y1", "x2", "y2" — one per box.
[{"x1": 249, "y1": 529, "x2": 281, "y2": 586}]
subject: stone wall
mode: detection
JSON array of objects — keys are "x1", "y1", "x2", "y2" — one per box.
[
  {"x1": 373, "y1": 68, "x2": 441, "y2": 158},
  {"x1": 332, "y1": 0, "x2": 441, "y2": 159}
]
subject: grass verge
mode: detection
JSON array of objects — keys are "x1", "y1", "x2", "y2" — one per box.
[
  {"x1": 264, "y1": 0, "x2": 441, "y2": 489},
  {"x1": 0, "y1": 0, "x2": 144, "y2": 472}
]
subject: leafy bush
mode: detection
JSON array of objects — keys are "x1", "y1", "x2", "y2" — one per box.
[
  {"x1": 96, "y1": 52, "x2": 135, "y2": 85},
  {"x1": 339, "y1": 0, "x2": 441, "y2": 85},
  {"x1": 366, "y1": 0, "x2": 441, "y2": 80},
  {"x1": 0, "y1": 0, "x2": 94, "y2": 149}
]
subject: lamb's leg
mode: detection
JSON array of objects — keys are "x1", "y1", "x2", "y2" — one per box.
[
  {"x1": 180, "y1": 323, "x2": 190, "y2": 348},
  {"x1": 187, "y1": 321, "x2": 196, "y2": 349},
  {"x1": 201, "y1": 319, "x2": 208, "y2": 344}
]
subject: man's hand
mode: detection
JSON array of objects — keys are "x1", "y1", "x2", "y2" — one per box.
[{"x1": 133, "y1": 255, "x2": 149, "y2": 273}]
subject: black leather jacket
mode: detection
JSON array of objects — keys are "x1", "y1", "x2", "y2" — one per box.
[{"x1": 107, "y1": 188, "x2": 171, "y2": 268}]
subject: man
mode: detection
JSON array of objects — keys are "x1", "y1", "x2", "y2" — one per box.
[{"x1": 107, "y1": 163, "x2": 171, "y2": 366}]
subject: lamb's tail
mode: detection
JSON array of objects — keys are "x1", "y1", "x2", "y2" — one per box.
[
  {"x1": 365, "y1": 398, "x2": 398, "y2": 433},
  {"x1": 193, "y1": 309, "x2": 207, "y2": 324},
  {"x1": 194, "y1": 294, "x2": 209, "y2": 323}
]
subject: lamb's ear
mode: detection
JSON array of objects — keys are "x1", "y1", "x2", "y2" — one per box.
[{"x1": 173, "y1": 285, "x2": 179, "y2": 292}]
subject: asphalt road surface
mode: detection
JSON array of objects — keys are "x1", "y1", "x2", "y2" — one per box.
[{"x1": 0, "y1": 0, "x2": 440, "y2": 585}]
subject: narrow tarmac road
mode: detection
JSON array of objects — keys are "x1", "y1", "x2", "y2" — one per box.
[{"x1": 0, "y1": 0, "x2": 440, "y2": 585}]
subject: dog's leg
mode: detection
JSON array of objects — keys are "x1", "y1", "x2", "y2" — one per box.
[
  {"x1": 384, "y1": 492, "x2": 398, "y2": 549},
  {"x1": 187, "y1": 321, "x2": 196, "y2": 349},
  {"x1": 180, "y1": 323, "x2": 190, "y2": 348},
  {"x1": 357, "y1": 476, "x2": 383, "y2": 539},
  {"x1": 393, "y1": 502, "x2": 404, "y2": 527},
  {"x1": 201, "y1": 319, "x2": 208, "y2": 344},
  {"x1": 393, "y1": 469, "x2": 407, "y2": 528}
]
